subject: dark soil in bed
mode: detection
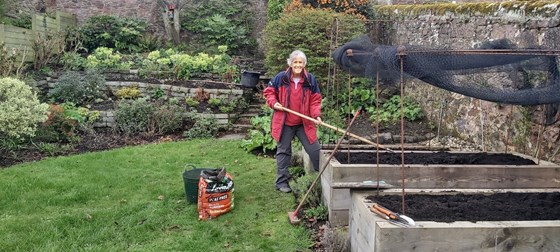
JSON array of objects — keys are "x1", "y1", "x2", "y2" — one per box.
[
  {"x1": 335, "y1": 151, "x2": 537, "y2": 165},
  {"x1": 366, "y1": 192, "x2": 560, "y2": 222}
]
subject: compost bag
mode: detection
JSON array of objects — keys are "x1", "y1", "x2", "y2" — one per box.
[{"x1": 197, "y1": 168, "x2": 234, "y2": 220}]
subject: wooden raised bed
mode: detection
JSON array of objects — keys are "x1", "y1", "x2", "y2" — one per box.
[
  {"x1": 319, "y1": 150, "x2": 560, "y2": 226},
  {"x1": 350, "y1": 189, "x2": 560, "y2": 252}
]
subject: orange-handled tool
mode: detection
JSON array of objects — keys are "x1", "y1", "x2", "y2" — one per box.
[
  {"x1": 372, "y1": 203, "x2": 399, "y2": 220},
  {"x1": 370, "y1": 203, "x2": 416, "y2": 227}
]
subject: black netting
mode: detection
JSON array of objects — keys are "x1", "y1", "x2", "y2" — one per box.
[{"x1": 332, "y1": 35, "x2": 560, "y2": 124}]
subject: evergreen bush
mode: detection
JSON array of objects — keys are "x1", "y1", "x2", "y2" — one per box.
[{"x1": 0, "y1": 77, "x2": 49, "y2": 138}]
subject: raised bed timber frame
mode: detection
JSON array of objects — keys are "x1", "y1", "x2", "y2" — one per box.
[
  {"x1": 319, "y1": 149, "x2": 560, "y2": 226},
  {"x1": 350, "y1": 189, "x2": 560, "y2": 252}
]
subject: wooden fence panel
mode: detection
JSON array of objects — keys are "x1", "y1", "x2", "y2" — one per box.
[
  {"x1": 0, "y1": 24, "x2": 35, "y2": 61},
  {"x1": 0, "y1": 11, "x2": 76, "y2": 63}
]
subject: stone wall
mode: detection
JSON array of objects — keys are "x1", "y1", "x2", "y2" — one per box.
[{"x1": 372, "y1": 2, "x2": 560, "y2": 162}]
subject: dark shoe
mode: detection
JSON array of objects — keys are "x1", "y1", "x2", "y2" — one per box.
[{"x1": 277, "y1": 186, "x2": 292, "y2": 193}]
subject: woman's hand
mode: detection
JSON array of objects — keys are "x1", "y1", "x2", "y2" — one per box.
[
  {"x1": 273, "y1": 102, "x2": 284, "y2": 111},
  {"x1": 315, "y1": 117, "x2": 322, "y2": 125}
]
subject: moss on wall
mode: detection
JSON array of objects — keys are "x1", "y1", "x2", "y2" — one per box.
[{"x1": 374, "y1": 1, "x2": 560, "y2": 18}]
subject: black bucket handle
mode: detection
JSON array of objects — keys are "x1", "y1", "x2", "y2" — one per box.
[{"x1": 184, "y1": 163, "x2": 197, "y2": 170}]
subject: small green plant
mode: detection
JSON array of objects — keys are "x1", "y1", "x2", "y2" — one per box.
[
  {"x1": 304, "y1": 204, "x2": 328, "y2": 220},
  {"x1": 115, "y1": 84, "x2": 143, "y2": 99},
  {"x1": 149, "y1": 87, "x2": 166, "y2": 100},
  {"x1": 208, "y1": 98, "x2": 222, "y2": 107},
  {"x1": 33, "y1": 142, "x2": 60, "y2": 156},
  {"x1": 185, "y1": 97, "x2": 200, "y2": 107}
]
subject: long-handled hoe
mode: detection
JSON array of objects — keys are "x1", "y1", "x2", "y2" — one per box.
[{"x1": 286, "y1": 108, "x2": 363, "y2": 225}]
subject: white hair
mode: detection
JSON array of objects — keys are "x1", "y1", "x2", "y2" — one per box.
[{"x1": 286, "y1": 50, "x2": 307, "y2": 67}]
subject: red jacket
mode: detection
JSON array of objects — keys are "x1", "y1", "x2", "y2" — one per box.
[{"x1": 263, "y1": 68, "x2": 322, "y2": 144}]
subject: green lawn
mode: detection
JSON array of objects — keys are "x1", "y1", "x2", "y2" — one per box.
[{"x1": 0, "y1": 139, "x2": 312, "y2": 251}]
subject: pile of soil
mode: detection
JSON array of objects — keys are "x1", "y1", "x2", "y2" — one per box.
[
  {"x1": 366, "y1": 192, "x2": 560, "y2": 222},
  {"x1": 335, "y1": 151, "x2": 536, "y2": 165}
]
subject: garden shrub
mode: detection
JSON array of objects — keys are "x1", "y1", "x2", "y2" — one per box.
[
  {"x1": 0, "y1": 77, "x2": 49, "y2": 139},
  {"x1": 149, "y1": 103, "x2": 185, "y2": 134},
  {"x1": 181, "y1": 0, "x2": 255, "y2": 55},
  {"x1": 48, "y1": 70, "x2": 107, "y2": 105},
  {"x1": 262, "y1": 8, "x2": 365, "y2": 82},
  {"x1": 35, "y1": 103, "x2": 99, "y2": 143},
  {"x1": 183, "y1": 110, "x2": 221, "y2": 139},
  {"x1": 114, "y1": 98, "x2": 153, "y2": 135},
  {"x1": 78, "y1": 15, "x2": 148, "y2": 53}
]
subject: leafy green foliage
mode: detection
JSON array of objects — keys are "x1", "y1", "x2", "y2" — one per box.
[
  {"x1": 291, "y1": 173, "x2": 322, "y2": 208},
  {"x1": 304, "y1": 204, "x2": 328, "y2": 220},
  {"x1": 181, "y1": 0, "x2": 255, "y2": 54},
  {"x1": 240, "y1": 107, "x2": 277, "y2": 152},
  {"x1": 60, "y1": 52, "x2": 86, "y2": 70},
  {"x1": 78, "y1": 15, "x2": 148, "y2": 53},
  {"x1": 263, "y1": 8, "x2": 365, "y2": 82},
  {"x1": 85, "y1": 47, "x2": 132, "y2": 70},
  {"x1": 48, "y1": 70, "x2": 107, "y2": 105},
  {"x1": 0, "y1": 77, "x2": 49, "y2": 138},
  {"x1": 185, "y1": 97, "x2": 200, "y2": 108},
  {"x1": 367, "y1": 95, "x2": 424, "y2": 123},
  {"x1": 267, "y1": 0, "x2": 291, "y2": 21},
  {"x1": 34, "y1": 103, "x2": 99, "y2": 143},
  {"x1": 149, "y1": 103, "x2": 185, "y2": 135},
  {"x1": 114, "y1": 98, "x2": 154, "y2": 135},
  {"x1": 115, "y1": 84, "x2": 143, "y2": 100},
  {"x1": 183, "y1": 110, "x2": 221, "y2": 139}
]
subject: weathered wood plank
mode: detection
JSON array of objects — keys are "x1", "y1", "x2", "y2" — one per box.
[
  {"x1": 325, "y1": 150, "x2": 560, "y2": 188},
  {"x1": 332, "y1": 164, "x2": 560, "y2": 188}
]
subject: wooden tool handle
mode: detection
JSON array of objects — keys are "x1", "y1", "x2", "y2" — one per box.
[
  {"x1": 280, "y1": 107, "x2": 388, "y2": 150},
  {"x1": 372, "y1": 203, "x2": 398, "y2": 220},
  {"x1": 370, "y1": 206, "x2": 389, "y2": 219}
]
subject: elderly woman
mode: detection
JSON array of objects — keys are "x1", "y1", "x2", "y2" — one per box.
[{"x1": 263, "y1": 50, "x2": 322, "y2": 193}]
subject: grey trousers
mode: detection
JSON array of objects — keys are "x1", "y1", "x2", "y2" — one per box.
[{"x1": 275, "y1": 124, "x2": 321, "y2": 188}]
